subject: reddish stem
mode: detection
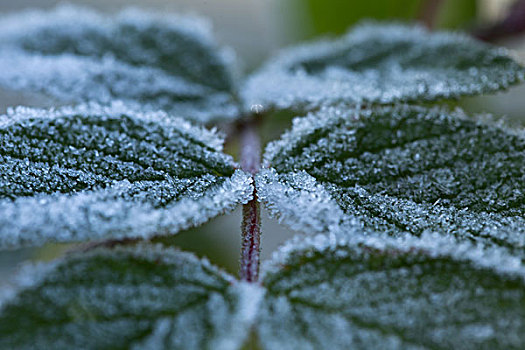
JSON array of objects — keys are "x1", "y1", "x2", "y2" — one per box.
[
  {"x1": 239, "y1": 119, "x2": 261, "y2": 282},
  {"x1": 473, "y1": 0, "x2": 525, "y2": 42}
]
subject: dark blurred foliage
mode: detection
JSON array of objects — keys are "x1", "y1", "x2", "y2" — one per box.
[{"x1": 302, "y1": 0, "x2": 477, "y2": 38}]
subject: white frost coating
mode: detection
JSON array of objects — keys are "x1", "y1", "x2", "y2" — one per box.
[
  {"x1": 256, "y1": 168, "x2": 357, "y2": 235},
  {"x1": 0, "y1": 261, "x2": 58, "y2": 310},
  {"x1": 0, "y1": 244, "x2": 256, "y2": 349},
  {"x1": 210, "y1": 281, "x2": 264, "y2": 350},
  {"x1": 114, "y1": 7, "x2": 240, "y2": 83},
  {"x1": 0, "y1": 50, "x2": 238, "y2": 123},
  {"x1": 262, "y1": 105, "x2": 361, "y2": 166},
  {"x1": 0, "y1": 5, "x2": 240, "y2": 123},
  {"x1": 242, "y1": 23, "x2": 525, "y2": 113},
  {"x1": 263, "y1": 232, "x2": 525, "y2": 282},
  {"x1": 0, "y1": 49, "x2": 207, "y2": 95},
  {"x1": 0, "y1": 170, "x2": 253, "y2": 249},
  {"x1": 234, "y1": 282, "x2": 265, "y2": 326},
  {"x1": 260, "y1": 104, "x2": 525, "y2": 255},
  {"x1": 1, "y1": 102, "x2": 227, "y2": 152},
  {"x1": 258, "y1": 231, "x2": 525, "y2": 349},
  {"x1": 0, "y1": 5, "x2": 212, "y2": 43},
  {"x1": 0, "y1": 103, "x2": 252, "y2": 248},
  {"x1": 117, "y1": 8, "x2": 215, "y2": 44},
  {"x1": 131, "y1": 318, "x2": 173, "y2": 350}
]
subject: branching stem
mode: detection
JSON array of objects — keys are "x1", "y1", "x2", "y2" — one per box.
[{"x1": 239, "y1": 118, "x2": 262, "y2": 282}]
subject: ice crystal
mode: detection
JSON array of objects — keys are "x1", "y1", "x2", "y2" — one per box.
[
  {"x1": 0, "y1": 103, "x2": 253, "y2": 249},
  {"x1": 258, "y1": 232, "x2": 525, "y2": 349},
  {"x1": 0, "y1": 244, "x2": 260, "y2": 350},
  {"x1": 256, "y1": 168, "x2": 355, "y2": 234},
  {"x1": 258, "y1": 105, "x2": 525, "y2": 253},
  {"x1": 0, "y1": 5, "x2": 240, "y2": 123},
  {"x1": 243, "y1": 23, "x2": 525, "y2": 113}
]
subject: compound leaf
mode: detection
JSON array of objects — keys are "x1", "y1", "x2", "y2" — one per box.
[
  {"x1": 258, "y1": 233, "x2": 525, "y2": 349},
  {"x1": 0, "y1": 103, "x2": 253, "y2": 249},
  {"x1": 0, "y1": 5, "x2": 240, "y2": 123},
  {"x1": 0, "y1": 244, "x2": 260, "y2": 349},
  {"x1": 257, "y1": 105, "x2": 525, "y2": 253},
  {"x1": 243, "y1": 23, "x2": 524, "y2": 113}
]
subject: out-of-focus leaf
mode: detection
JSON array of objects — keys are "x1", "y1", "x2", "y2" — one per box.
[
  {"x1": 258, "y1": 232, "x2": 525, "y2": 349},
  {"x1": 243, "y1": 24, "x2": 524, "y2": 114},
  {"x1": 0, "y1": 5, "x2": 240, "y2": 123},
  {"x1": 436, "y1": 0, "x2": 477, "y2": 29},
  {"x1": 304, "y1": 0, "x2": 421, "y2": 36},
  {"x1": 257, "y1": 105, "x2": 525, "y2": 252},
  {"x1": 0, "y1": 244, "x2": 260, "y2": 349},
  {"x1": 0, "y1": 103, "x2": 253, "y2": 249}
]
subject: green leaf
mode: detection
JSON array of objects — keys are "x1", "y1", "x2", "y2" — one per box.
[
  {"x1": 0, "y1": 5, "x2": 240, "y2": 123},
  {"x1": 258, "y1": 233, "x2": 525, "y2": 349},
  {"x1": 0, "y1": 103, "x2": 253, "y2": 249},
  {"x1": 243, "y1": 23, "x2": 524, "y2": 113},
  {"x1": 257, "y1": 105, "x2": 525, "y2": 252},
  {"x1": 303, "y1": 0, "x2": 421, "y2": 36},
  {"x1": 0, "y1": 244, "x2": 261, "y2": 349}
]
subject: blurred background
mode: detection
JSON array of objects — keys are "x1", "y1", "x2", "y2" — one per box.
[{"x1": 1, "y1": 0, "x2": 524, "y2": 283}]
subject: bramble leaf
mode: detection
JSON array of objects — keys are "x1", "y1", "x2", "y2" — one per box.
[
  {"x1": 0, "y1": 5, "x2": 240, "y2": 123},
  {"x1": 257, "y1": 105, "x2": 525, "y2": 252},
  {"x1": 0, "y1": 103, "x2": 253, "y2": 249},
  {"x1": 0, "y1": 244, "x2": 261, "y2": 349},
  {"x1": 258, "y1": 233, "x2": 525, "y2": 349},
  {"x1": 243, "y1": 23, "x2": 524, "y2": 113}
]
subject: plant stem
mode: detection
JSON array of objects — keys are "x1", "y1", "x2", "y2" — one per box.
[
  {"x1": 239, "y1": 118, "x2": 261, "y2": 282},
  {"x1": 473, "y1": 0, "x2": 525, "y2": 42}
]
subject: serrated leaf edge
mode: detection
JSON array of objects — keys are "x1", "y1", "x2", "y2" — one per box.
[
  {"x1": 263, "y1": 104, "x2": 525, "y2": 167},
  {"x1": 1, "y1": 102, "x2": 228, "y2": 152},
  {"x1": 0, "y1": 243, "x2": 264, "y2": 350},
  {"x1": 243, "y1": 23, "x2": 525, "y2": 113},
  {"x1": 255, "y1": 168, "x2": 355, "y2": 235},
  {"x1": 261, "y1": 231, "x2": 525, "y2": 283},
  {"x1": 0, "y1": 170, "x2": 253, "y2": 249}
]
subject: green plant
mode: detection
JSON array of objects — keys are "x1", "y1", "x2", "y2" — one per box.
[{"x1": 0, "y1": 5, "x2": 525, "y2": 349}]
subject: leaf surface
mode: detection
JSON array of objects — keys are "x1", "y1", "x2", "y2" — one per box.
[
  {"x1": 258, "y1": 233, "x2": 525, "y2": 349},
  {"x1": 243, "y1": 23, "x2": 524, "y2": 113},
  {"x1": 0, "y1": 244, "x2": 260, "y2": 349},
  {"x1": 257, "y1": 106, "x2": 525, "y2": 252},
  {"x1": 0, "y1": 103, "x2": 253, "y2": 249},
  {"x1": 0, "y1": 5, "x2": 240, "y2": 123}
]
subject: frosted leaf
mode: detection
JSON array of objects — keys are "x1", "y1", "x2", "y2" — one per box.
[
  {"x1": 0, "y1": 244, "x2": 261, "y2": 349},
  {"x1": 243, "y1": 23, "x2": 525, "y2": 113},
  {"x1": 258, "y1": 232, "x2": 525, "y2": 349},
  {"x1": 258, "y1": 105, "x2": 525, "y2": 253},
  {"x1": 0, "y1": 5, "x2": 240, "y2": 123},
  {"x1": 0, "y1": 103, "x2": 253, "y2": 249}
]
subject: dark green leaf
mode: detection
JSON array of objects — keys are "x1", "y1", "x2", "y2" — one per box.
[
  {"x1": 0, "y1": 244, "x2": 259, "y2": 349},
  {"x1": 257, "y1": 105, "x2": 525, "y2": 252},
  {"x1": 243, "y1": 23, "x2": 524, "y2": 113},
  {"x1": 0, "y1": 5, "x2": 240, "y2": 123},
  {"x1": 0, "y1": 104, "x2": 253, "y2": 249},
  {"x1": 258, "y1": 233, "x2": 525, "y2": 349}
]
